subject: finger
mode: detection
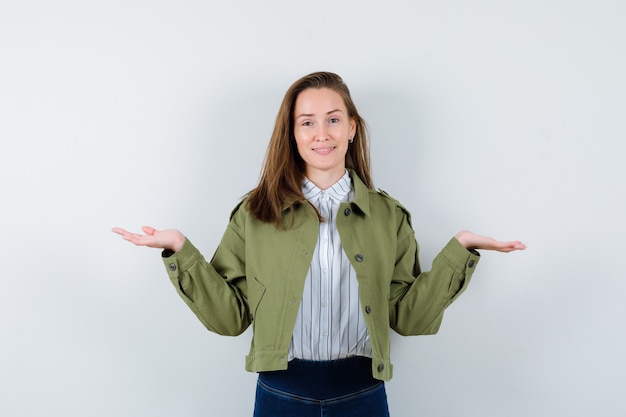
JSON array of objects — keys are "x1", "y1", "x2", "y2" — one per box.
[
  {"x1": 141, "y1": 225, "x2": 156, "y2": 235},
  {"x1": 513, "y1": 241, "x2": 527, "y2": 250},
  {"x1": 111, "y1": 227, "x2": 129, "y2": 236},
  {"x1": 503, "y1": 241, "x2": 525, "y2": 249},
  {"x1": 112, "y1": 227, "x2": 138, "y2": 241},
  {"x1": 128, "y1": 234, "x2": 154, "y2": 247},
  {"x1": 499, "y1": 241, "x2": 526, "y2": 252}
]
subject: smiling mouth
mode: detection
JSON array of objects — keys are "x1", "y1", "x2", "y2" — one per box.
[{"x1": 313, "y1": 146, "x2": 336, "y2": 154}]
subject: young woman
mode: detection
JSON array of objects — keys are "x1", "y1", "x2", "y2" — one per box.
[{"x1": 113, "y1": 71, "x2": 525, "y2": 416}]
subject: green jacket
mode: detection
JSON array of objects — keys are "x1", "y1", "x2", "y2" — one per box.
[{"x1": 162, "y1": 170, "x2": 480, "y2": 381}]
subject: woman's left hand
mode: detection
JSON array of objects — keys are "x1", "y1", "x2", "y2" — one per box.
[{"x1": 455, "y1": 230, "x2": 526, "y2": 253}]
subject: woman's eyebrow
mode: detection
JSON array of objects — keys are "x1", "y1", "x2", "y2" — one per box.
[{"x1": 295, "y1": 109, "x2": 343, "y2": 119}]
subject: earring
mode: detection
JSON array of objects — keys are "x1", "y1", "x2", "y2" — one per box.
[{"x1": 349, "y1": 137, "x2": 354, "y2": 144}]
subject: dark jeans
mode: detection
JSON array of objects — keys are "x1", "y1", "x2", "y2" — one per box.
[{"x1": 253, "y1": 357, "x2": 390, "y2": 417}]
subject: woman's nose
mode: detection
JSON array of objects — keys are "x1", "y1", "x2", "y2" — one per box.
[{"x1": 315, "y1": 124, "x2": 328, "y2": 141}]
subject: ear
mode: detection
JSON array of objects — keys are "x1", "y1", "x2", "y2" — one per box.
[{"x1": 349, "y1": 118, "x2": 357, "y2": 139}]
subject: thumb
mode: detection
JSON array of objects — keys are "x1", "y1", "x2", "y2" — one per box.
[{"x1": 141, "y1": 225, "x2": 157, "y2": 235}]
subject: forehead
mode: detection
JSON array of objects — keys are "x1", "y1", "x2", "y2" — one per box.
[{"x1": 294, "y1": 88, "x2": 347, "y2": 115}]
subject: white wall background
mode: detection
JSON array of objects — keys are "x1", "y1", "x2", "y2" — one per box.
[{"x1": 2, "y1": 1, "x2": 625, "y2": 416}]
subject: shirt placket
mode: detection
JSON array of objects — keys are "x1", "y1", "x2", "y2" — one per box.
[{"x1": 318, "y1": 191, "x2": 332, "y2": 359}]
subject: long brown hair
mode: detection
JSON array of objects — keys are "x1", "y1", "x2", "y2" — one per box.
[{"x1": 246, "y1": 72, "x2": 373, "y2": 227}]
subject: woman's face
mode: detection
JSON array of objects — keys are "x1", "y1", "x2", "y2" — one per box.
[{"x1": 293, "y1": 88, "x2": 356, "y2": 184}]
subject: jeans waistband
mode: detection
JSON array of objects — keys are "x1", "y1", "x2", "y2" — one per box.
[{"x1": 258, "y1": 356, "x2": 378, "y2": 400}]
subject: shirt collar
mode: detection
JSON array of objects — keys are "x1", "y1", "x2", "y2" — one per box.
[
  {"x1": 282, "y1": 169, "x2": 371, "y2": 216},
  {"x1": 302, "y1": 170, "x2": 352, "y2": 203}
]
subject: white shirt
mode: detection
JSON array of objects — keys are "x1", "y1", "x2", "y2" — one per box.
[{"x1": 289, "y1": 171, "x2": 372, "y2": 361}]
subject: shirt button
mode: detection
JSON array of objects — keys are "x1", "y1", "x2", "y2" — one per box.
[
  {"x1": 344, "y1": 208, "x2": 352, "y2": 216},
  {"x1": 468, "y1": 260, "x2": 475, "y2": 268},
  {"x1": 377, "y1": 363, "x2": 385, "y2": 372},
  {"x1": 168, "y1": 263, "x2": 176, "y2": 271},
  {"x1": 355, "y1": 254, "x2": 364, "y2": 262},
  {"x1": 365, "y1": 305, "x2": 372, "y2": 314}
]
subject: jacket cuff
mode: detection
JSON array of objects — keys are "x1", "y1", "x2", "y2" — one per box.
[
  {"x1": 441, "y1": 237, "x2": 481, "y2": 271},
  {"x1": 161, "y1": 238, "x2": 203, "y2": 275}
]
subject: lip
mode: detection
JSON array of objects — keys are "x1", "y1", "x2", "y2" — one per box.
[{"x1": 313, "y1": 146, "x2": 336, "y2": 155}]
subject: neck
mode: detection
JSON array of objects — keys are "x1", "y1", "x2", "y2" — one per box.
[{"x1": 306, "y1": 168, "x2": 346, "y2": 190}]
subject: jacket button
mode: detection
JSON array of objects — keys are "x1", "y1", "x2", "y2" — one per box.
[
  {"x1": 355, "y1": 254, "x2": 364, "y2": 262},
  {"x1": 377, "y1": 363, "x2": 385, "y2": 372},
  {"x1": 344, "y1": 208, "x2": 352, "y2": 216},
  {"x1": 168, "y1": 263, "x2": 176, "y2": 271},
  {"x1": 468, "y1": 260, "x2": 475, "y2": 268},
  {"x1": 365, "y1": 305, "x2": 372, "y2": 314}
]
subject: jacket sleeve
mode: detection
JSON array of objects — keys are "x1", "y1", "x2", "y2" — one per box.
[
  {"x1": 162, "y1": 205, "x2": 251, "y2": 336},
  {"x1": 388, "y1": 207, "x2": 480, "y2": 336}
]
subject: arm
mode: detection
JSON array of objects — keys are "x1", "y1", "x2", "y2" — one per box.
[
  {"x1": 390, "y1": 234, "x2": 479, "y2": 336},
  {"x1": 112, "y1": 220, "x2": 251, "y2": 336},
  {"x1": 389, "y1": 214, "x2": 525, "y2": 336}
]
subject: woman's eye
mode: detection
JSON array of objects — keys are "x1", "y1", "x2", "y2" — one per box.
[
  {"x1": 302, "y1": 121, "x2": 313, "y2": 127},
  {"x1": 329, "y1": 117, "x2": 340, "y2": 124}
]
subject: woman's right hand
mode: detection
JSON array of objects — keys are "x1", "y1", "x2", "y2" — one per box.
[
  {"x1": 454, "y1": 230, "x2": 526, "y2": 253},
  {"x1": 111, "y1": 226, "x2": 186, "y2": 252}
]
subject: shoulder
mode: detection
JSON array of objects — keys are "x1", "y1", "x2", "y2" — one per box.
[
  {"x1": 374, "y1": 188, "x2": 412, "y2": 214},
  {"x1": 224, "y1": 198, "x2": 253, "y2": 239},
  {"x1": 229, "y1": 198, "x2": 248, "y2": 221},
  {"x1": 375, "y1": 188, "x2": 405, "y2": 208},
  {"x1": 372, "y1": 188, "x2": 414, "y2": 229}
]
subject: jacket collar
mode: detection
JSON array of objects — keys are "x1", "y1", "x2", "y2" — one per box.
[
  {"x1": 347, "y1": 169, "x2": 371, "y2": 217},
  {"x1": 281, "y1": 169, "x2": 372, "y2": 216}
]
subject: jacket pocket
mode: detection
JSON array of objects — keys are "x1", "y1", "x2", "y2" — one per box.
[{"x1": 247, "y1": 276, "x2": 266, "y2": 321}]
